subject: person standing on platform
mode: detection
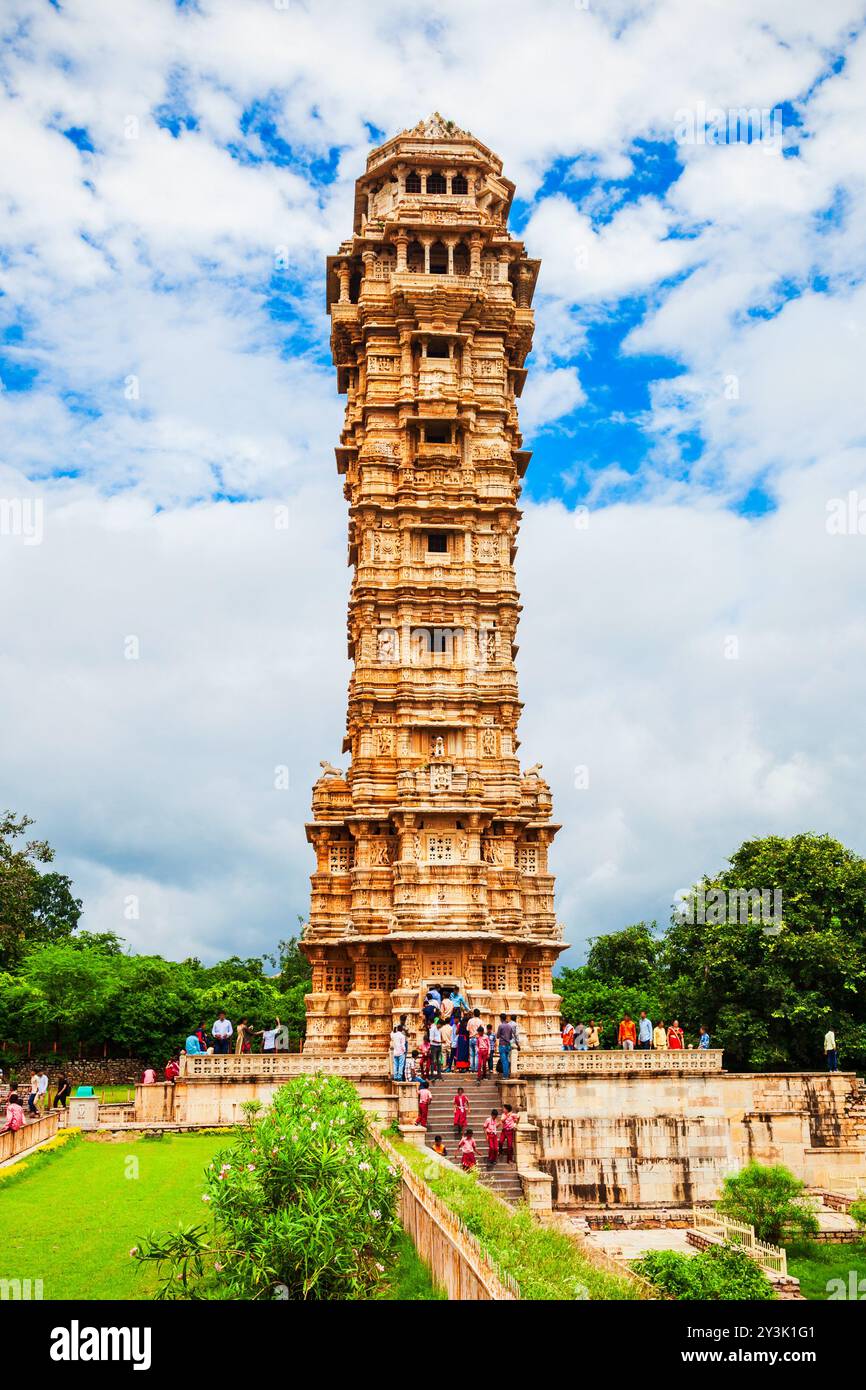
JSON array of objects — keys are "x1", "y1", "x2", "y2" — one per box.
[
  {"x1": 496, "y1": 1014, "x2": 516, "y2": 1078},
  {"x1": 405, "y1": 1050, "x2": 419, "y2": 1083},
  {"x1": 698, "y1": 1026, "x2": 711, "y2": 1050},
  {"x1": 453, "y1": 1086, "x2": 469, "y2": 1139},
  {"x1": 390, "y1": 1022, "x2": 407, "y2": 1081},
  {"x1": 37, "y1": 1070, "x2": 49, "y2": 1111},
  {"x1": 429, "y1": 1018, "x2": 443, "y2": 1077},
  {"x1": 420, "y1": 1032, "x2": 432, "y2": 1079},
  {"x1": 467, "y1": 1009, "x2": 482, "y2": 1072},
  {"x1": 653, "y1": 1020, "x2": 667, "y2": 1049},
  {"x1": 574, "y1": 1022, "x2": 588, "y2": 1052},
  {"x1": 53, "y1": 1075, "x2": 72, "y2": 1109},
  {"x1": 27, "y1": 1072, "x2": 39, "y2": 1116},
  {"x1": 476, "y1": 1026, "x2": 491, "y2": 1084},
  {"x1": 618, "y1": 1015, "x2": 637, "y2": 1050},
  {"x1": 667, "y1": 1020, "x2": 685, "y2": 1050},
  {"x1": 212, "y1": 1012, "x2": 233, "y2": 1055},
  {"x1": 586, "y1": 1021, "x2": 600, "y2": 1050},
  {"x1": 562, "y1": 1021, "x2": 575, "y2": 1051},
  {"x1": 824, "y1": 1027, "x2": 838, "y2": 1071},
  {"x1": 440, "y1": 1017, "x2": 453, "y2": 1072},
  {"x1": 234, "y1": 1018, "x2": 252, "y2": 1054},
  {"x1": 638, "y1": 1012, "x2": 653, "y2": 1050}
]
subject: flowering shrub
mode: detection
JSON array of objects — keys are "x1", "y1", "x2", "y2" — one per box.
[{"x1": 134, "y1": 1076, "x2": 399, "y2": 1300}]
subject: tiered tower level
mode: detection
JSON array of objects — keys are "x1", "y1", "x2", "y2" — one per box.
[{"x1": 302, "y1": 115, "x2": 566, "y2": 1056}]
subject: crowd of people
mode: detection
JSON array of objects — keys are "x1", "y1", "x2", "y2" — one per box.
[
  {"x1": 177, "y1": 1013, "x2": 287, "y2": 1058},
  {"x1": 561, "y1": 1013, "x2": 712, "y2": 1051},
  {"x1": 389, "y1": 988, "x2": 521, "y2": 1083},
  {"x1": 424, "y1": 1086, "x2": 519, "y2": 1171}
]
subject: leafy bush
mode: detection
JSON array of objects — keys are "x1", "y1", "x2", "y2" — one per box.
[
  {"x1": 134, "y1": 1076, "x2": 399, "y2": 1299},
  {"x1": 717, "y1": 1163, "x2": 819, "y2": 1245},
  {"x1": 633, "y1": 1244, "x2": 775, "y2": 1300},
  {"x1": 850, "y1": 1198, "x2": 866, "y2": 1233}
]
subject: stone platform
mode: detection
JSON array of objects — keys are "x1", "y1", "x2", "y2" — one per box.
[{"x1": 124, "y1": 1051, "x2": 865, "y2": 1211}]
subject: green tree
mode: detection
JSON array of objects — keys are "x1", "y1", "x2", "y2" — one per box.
[
  {"x1": 717, "y1": 1163, "x2": 820, "y2": 1246},
  {"x1": 0, "y1": 813, "x2": 84, "y2": 973},
  {"x1": 585, "y1": 921, "x2": 660, "y2": 987},
  {"x1": 663, "y1": 834, "x2": 866, "y2": 1069}
]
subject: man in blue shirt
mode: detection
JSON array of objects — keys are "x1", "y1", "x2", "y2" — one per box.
[
  {"x1": 698, "y1": 1027, "x2": 711, "y2": 1050},
  {"x1": 638, "y1": 1012, "x2": 653, "y2": 1050}
]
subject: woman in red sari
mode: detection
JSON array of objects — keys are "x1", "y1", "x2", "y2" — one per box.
[
  {"x1": 454, "y1": 1018, "x2": 471, "y2": 1072},
  {"x1": 417, "y1": 1079, "x2": 431, "y2": 1127},
  {"x1": 667, "y1": 1019, "x2": 685, "y2": 1049}
]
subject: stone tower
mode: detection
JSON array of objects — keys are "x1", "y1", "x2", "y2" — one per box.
[{"x1": 302, "y1": 115, "x2": 565, "y2": 1057}]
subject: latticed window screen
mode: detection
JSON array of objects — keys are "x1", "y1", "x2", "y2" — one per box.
[
  {"x1": 427, "y1": 835, "x2": 454, "y2": 863},
  {"x1": 519, "y1": 966, "x2": 541, "y2": 994},
  {"x1": 482, "y1": 963, "x2": 507, "y2": 992},
  {"x1": 328, "y1": 844, "x2": 353, "y2": 874},
  {"x1": 324, "y1": 964, "x2": 355, "y2": 994},
  {"x1": 429, "y1": 958, "x2": 455, "y2": 979},
  {"x1": 368, "y1": 962, "x2": 399, "y2": 993},
  {"x1": 518, "y1": 846, "x2": 539, "y2": 875}
]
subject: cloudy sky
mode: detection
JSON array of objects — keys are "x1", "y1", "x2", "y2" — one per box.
[{"x1": 2, "y1": 0, "x2": 865, "y2": 966}]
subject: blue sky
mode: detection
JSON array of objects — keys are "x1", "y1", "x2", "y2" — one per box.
[{"x1": 2, "y1": 0, "x2": 866, "y2": 964}]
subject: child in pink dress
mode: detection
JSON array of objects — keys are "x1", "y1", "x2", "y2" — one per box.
[{"x1": 458, "y1": 1129, "x2": 477, "y2": 1171}]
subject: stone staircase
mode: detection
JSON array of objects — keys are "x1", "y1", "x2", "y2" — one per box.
[{"x1": 424, "y1": 1073, "x2": 523, "y2": 1204}]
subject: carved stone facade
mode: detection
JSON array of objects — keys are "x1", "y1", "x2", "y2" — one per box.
[{"x1": 302, "y1": 116, "x2": 566, "y2": 1056}]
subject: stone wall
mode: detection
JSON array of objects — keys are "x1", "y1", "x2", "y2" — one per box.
[
  {"x1": 503, "y1": 1069, "x2": 865, "y2": 1208},
  {"x1": 0, "y1": 1057, "x2": 144, "y2": 1086}
]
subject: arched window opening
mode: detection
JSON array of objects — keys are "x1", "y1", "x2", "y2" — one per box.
[
  {"x1": 429, "y1": 241, "x2": 448, "y2": 274},
  {"x1": 451, "y1": 173, "x2": 468, "y2": 195},
  {"x1": 407, "y1": 240, "x2": 424, "y2": 273},
  {"x1": 452, "y1": 241, "x2": 469, "y2": 275},
  {"x1": 405, "y1": 170, "x2": 422, "y2": 193},
  {"x1": 426, "y1": 171, "x2": 447, "y2": 194}
]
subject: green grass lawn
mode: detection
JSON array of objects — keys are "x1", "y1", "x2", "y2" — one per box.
[
  {"x1": 0, "y1": 1133, "x2": 224, "y2": 1300},
  {"x1": 393, "y1": 1139, "x2": 645, "y2": 1300},
  {"x1": 786, "y1": 1240, "x2": 866, "y2": 1301}
]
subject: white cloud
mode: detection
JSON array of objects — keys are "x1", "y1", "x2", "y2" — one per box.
[{"x1": 1, "y1": 0, "x2": 865, "y2": 965}]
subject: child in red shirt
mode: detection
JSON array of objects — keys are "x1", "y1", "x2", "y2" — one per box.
[{"x1": 484, "y1": 1109, "x2": 500, "y2": 1165}]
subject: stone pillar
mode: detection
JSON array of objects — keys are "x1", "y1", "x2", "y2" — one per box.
[
  {"x1": 337, "y1": 261, "x2": 351, "y2": 303},
  {"x1": 469, "y1": 232, "x2": 483, "y2": 275},
  {"x1": 395, "y1": 231, "x2": 408, "y2": 273}
]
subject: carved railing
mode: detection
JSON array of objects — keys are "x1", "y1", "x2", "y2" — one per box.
[
  {"x1": 179, "y1": 1053, "x2": 390, "y2": 1080},
  {"x1": 0, "y1": 1111, "x2": 59, "y2": 1164},
  {"x1": 514, "y1": 1049, "x2": 724, "y2": 1076},
  {"x1": 372, "y1": 1128, "x2": 519, "y2": 1300},
  {"x1": 692, "y1": 1206, "x2": 787, "y2": 1276}
]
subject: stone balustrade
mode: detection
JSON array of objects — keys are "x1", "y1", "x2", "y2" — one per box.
[
  {"x1": 514, "y1": 1048, "x2": 724, "y2": 1076},
  {"x1": 178, "y1": 1053, "x2": 390, "y2": 1080}
]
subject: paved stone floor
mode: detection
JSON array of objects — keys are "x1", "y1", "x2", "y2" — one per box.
[{"x1": 584, "y1": 1227, "x2": 697, "y2": 1260}]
